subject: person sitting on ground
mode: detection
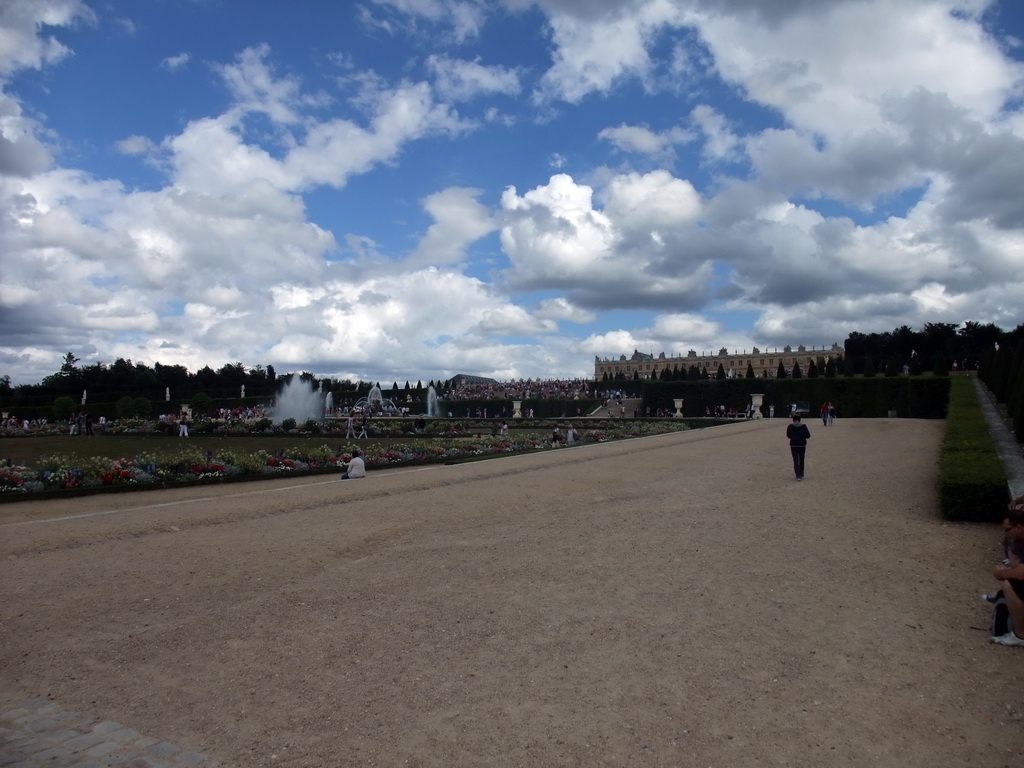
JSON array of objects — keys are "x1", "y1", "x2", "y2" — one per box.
[
  {"x1": 991, "y1": 508, "x2": 1024, "y2": 646},
  {"x1": 341, "y1": 450, "x2": 366, "y2": 480},
  {"x1": 983, "y1": 512, "x2": 1021, "y2": 604}
]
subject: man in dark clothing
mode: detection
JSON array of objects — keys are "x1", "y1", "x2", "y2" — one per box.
[{"x1": 786, "y1": 414, "x2": 811, "y2": 480}]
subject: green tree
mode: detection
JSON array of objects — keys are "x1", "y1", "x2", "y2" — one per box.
[
  {"x1": 807, "y1": 360, "x2": 819, "y2": 378},
  {"x1": 885, "y1": 357, "x2": 900, "y2": 377},
  {"x1": 824, "y1": 357, "x2": 837, "y2": 378},
  {"x1": 716, "y1": 363, "x2": 726, "y2": 380},
  {"x1": 745, "y1": 362, "x2": 755, "y2": 379},
  {"x1": 863, "y1": 357, "x2": 876, "y2": 378},
  {"x1": 776, "y1": 361, "x2": 787, "y2": 379},
  {"x1": 116, "y1": 396, "x2": 136, "y2": 419},
  {"x1": 52, "y1": 395, "x2": 76, "y2": 420},
  {"x1": 190, "y1": 392, "x2": 214, "y2": 414},
  {"x1": 133, "y1": 397, "x2": 153, "y2": 418},
  {"x1": 791, "y1": 361, "x2": 802, "y2": 379}
]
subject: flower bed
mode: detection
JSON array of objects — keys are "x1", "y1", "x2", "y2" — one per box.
[{"x1": 0, "y1": 420, "x2": 695, "y2": 500}]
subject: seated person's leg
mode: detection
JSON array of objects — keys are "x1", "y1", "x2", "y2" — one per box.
[{"x1": 1001, "y1": 579, "x2": 1024, "y2": 639}]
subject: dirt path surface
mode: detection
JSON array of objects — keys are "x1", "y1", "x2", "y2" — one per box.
[{"x1": 2, "y1": 419, "x2": 1022, "y2": 767}]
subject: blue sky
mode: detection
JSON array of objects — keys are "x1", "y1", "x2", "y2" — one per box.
[{"x1": 2, "y1": 0, "x2": 1023, "y2": 385}]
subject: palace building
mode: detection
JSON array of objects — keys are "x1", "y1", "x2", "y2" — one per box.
[{"x1": 595, "y1": 343, "x2": 844, "y2": 380}]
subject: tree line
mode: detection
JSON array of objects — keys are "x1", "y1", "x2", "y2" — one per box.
[
  {"x1": 0, "y1": 352, "x2": 447, "y2": 410},
  {"x1": 2, "y1": 320, "x2": 1022, "y2": 405}
]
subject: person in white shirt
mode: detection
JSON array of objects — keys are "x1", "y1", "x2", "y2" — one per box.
[{"x1": 341, "y1": 450, "x2": 365, "y2": 480}]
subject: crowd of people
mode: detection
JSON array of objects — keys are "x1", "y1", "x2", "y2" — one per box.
[{"x1": 442, "y1": 378, "x2": 593, "y2": 401}]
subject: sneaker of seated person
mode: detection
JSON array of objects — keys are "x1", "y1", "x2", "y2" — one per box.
[{"x1": 991, "y1": 631, "x2": 1024, "y2": 647}]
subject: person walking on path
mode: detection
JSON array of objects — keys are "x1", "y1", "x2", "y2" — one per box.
[
  {"x1": 786, "y1": 414, "x2": 811, "y2": 480},
  {"x1": 345, "y1": 413, "x2": 356, "y2": 438}
]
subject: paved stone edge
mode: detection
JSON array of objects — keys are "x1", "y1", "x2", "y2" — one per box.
[
  {"x1": 0, "y1": 694, "x2": 218, "y2": 768},
  {"x1": 973, "y1": 376, "x2": 1024, "y2": 498}
]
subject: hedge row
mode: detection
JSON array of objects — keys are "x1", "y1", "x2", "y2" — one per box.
[
  {"x1": 938, "y1": 376, "x2": 1009, "y2": 522},
  {"x1": 639, "y1": 376, "x2": 951, "y2": 419}
]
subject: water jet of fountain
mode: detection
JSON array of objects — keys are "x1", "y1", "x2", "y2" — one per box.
[
  {"x1": 426, "y1": 385, "x2": 441, "y2": 417},
  {"x1": 272, "y1": 378, "x2": 329, "y2": 424}
]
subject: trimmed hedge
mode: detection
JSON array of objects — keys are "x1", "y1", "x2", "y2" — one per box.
[
  {"x1": 938, "y1": 376, "x2": 1009, "y2": 522},
  {"x1": 639, "y1": 377, "x2": 950, "y2": 419}
]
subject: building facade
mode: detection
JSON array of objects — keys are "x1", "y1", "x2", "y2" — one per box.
[{"x1": 595, "y1": 344, "x2": 844, "y2": 380}]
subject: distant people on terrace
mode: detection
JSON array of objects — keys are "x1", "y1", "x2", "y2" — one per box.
[{"x1": 440, "y1": 378, "x2": 592, "y2": 401}]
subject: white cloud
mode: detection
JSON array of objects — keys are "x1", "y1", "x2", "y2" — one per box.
[
  {"x1": 597, "y1": 122, "x2": 694, "y2": 161},
  {"x1": 214, "y1": 44, "x2": 305, "y2": 125},
  {"x1": 426, "y1": 54, "x2": 522, "y2": 101},
  {"x1": 697, "y1": 0, "x2": 1023, "y2": 139},
  {"x1": 407, "y1": 186, "x2": 495, "y2": 266},
  {"x1": 0, "y1": 92, "x2": 52, "y2": 175},
  {"x1": 160, "y1": 51, "x2": 191, "y2": 71},
  {"x1": 478, "y1": 304, "x2": 557, "y2": 335},
  {"x1": 363, "y1": 0, "x2": 487, "y2": 43},
  {"x1": 162, "y1": 48, "x2": 474, "y2": 197},
  {"x1": 690, "y1": 104, "x2": 741, "y2": 163},
  {"x1": 0, "y1": 0, "x2": 94, "y2": 77},
  {"x1": 602, "y1": 169, "x2": 702, "y2": 231},
  {"x1": 534, "y1": 297, "x2": 595, "y2": 324},
  {"x1": 115, "y1": 134, "x2": 158, "y2": 156},
  {"x1": 533, "y1": 5, "x2": 663, "y2": 103},
  {"x1": 2, "y1": 0, "x2": 1023, "y2": 386},
  {"x1": 499, "y1": 172, "x2": 713, "y2": 310}
]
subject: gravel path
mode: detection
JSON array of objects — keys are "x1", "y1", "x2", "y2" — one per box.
[{"x1": 1, "y1": 418, "x2": 1021, "y2": 767}]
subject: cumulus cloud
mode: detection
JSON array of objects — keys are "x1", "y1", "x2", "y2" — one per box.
[
  {"x1": 532, "y1": 4, "x2": 665, "y2": 103},
  {"x1": 0, "y1": 0, "x2": 94, "y2": 77},
  {"x1": 407, "y1": 186, "x2": 495, "y2": 266},
  {"x1": 598, "y1": 122, "x2": 694, "y2": 162},
  {"x1": 163, "y1": 55, "x2": 472, "y2": 196},
  {"x1": 426, "y1": 54, "x2": 522, "y2": 101},
  {"x1": 1, "y1": 0, "x2": 1023, "y2": 386},
  {"x1": 499, "y1": 173, "x2": 713, "y2": 310}
]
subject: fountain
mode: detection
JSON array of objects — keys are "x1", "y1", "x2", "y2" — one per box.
[
  {"x1": 271, "y1": 378, "x2": 331, "y2": 424},
  {"x1": 353, "y1": 385, "x2": 401, "y2": 416},
  {"x1": 426, "y1": 385, "x2": 441, "y2": 417}
]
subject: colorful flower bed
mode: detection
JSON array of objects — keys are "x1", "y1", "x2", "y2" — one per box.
[{"x1": 0, "y1": 420, "x2": 693, "y2": 499}]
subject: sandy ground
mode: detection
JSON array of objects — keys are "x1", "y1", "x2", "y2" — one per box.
[{"x1": 1, "y1": 418, "x2": 1022, "y2": 768}]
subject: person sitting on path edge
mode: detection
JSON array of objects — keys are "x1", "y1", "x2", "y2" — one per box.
[
  {"x1": 991, "y1": 508, "x2": 1024, "y2": 646},
  {"x1": 786, "y1": 413, "x2": 811, "y2": 480},
  {"x1": 341, "y1": 450, "x2": 365, "y2": 480}
]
